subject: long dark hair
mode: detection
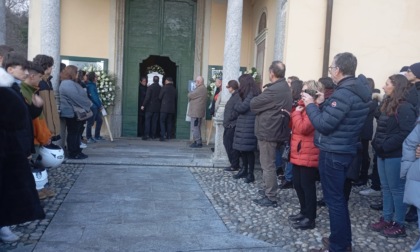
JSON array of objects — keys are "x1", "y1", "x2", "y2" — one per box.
[
  {"x1": 238, "y1": 74, "x2": 261, "y2": 100},
  {"x1": 290, "y1": 80, "x2": 303, "y2": 101},
  {"x1": 381, "y1": 74, "x2": 410, "y2": 116}
]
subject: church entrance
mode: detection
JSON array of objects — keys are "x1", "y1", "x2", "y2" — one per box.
[
  {"x1": 137, "y1": 55, "x2": 177, "y2": 138},
  {"x1": 122, "y1": 0, "x2": 197, "y2": 139}
]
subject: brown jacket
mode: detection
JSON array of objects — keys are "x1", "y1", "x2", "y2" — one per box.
[
  {"x1": 38, "y1": 77, "x2": 61, "y2": 137},
  {"x1": 187, "y1": 84, "x2": 207, "y2": 118}
]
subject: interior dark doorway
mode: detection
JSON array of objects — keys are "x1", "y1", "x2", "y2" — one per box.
[{"x1": 138, "y1": 55, "x2": 178, "y2": 139}]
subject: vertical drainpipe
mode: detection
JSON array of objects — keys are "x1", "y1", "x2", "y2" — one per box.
[{"x1": 322, "y1": 0, "x2": 334, "y2": 77}]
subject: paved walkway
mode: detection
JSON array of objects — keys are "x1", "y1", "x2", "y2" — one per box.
[{"x1": 4, "y1": 138, "x2": 281, "y2": 252}]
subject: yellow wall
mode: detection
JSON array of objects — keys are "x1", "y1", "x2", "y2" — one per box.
[
  {"x1": 60, "y1": 0, "x2": 110, "y2": 58},
  {"x1": 207, "y1": 0, "x2": 251, "y2": 68},
  {"x1": 330, "y1": 0, "x2": 420, "y2": 88},
  {"x1": 283, "y1": 0, "x2": 327, "y2": 80},
  {"x1": 283, "y1": 0, "x2": 420, "y2": 87}
]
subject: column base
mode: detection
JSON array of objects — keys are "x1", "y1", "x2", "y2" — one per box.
[{"x1": 212, "y1": 108, "x2": 229, "y2": 166}]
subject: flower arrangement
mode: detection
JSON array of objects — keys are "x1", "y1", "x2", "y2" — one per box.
[
  {"x1": 245, "y1": 67, "x2": 261, "y2": 84},
  {"x1": 83, "y1": 66, "x2": 117, "y2": 109},
  {"x1": 147, "y1": 65, "x2": 165, "y2": 75},
  {"x1": 207, "y1": 71, "x2": 222, "y2": 98}
]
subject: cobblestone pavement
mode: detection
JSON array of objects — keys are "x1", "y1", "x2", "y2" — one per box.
[
  {"x1": 1, "y1": 163, "x2": 419, "y2": 251},
  {"x1": 0, "y1": 164, "x2": 84, "y2": 251},
  {"x1": 191, "y1": 167, "x2": 419, "y2": 252}
]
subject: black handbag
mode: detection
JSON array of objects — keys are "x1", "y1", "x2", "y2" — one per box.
[{"x1": 73, "y1": 105, "x2": 93, "y2": 121}]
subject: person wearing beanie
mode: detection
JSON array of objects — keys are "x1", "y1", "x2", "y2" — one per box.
[{"x1": 406, "y1": 63, "x2": 420, "y2": 111}]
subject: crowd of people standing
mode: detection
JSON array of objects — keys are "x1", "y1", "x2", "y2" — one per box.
[{"x1": 215, "y1": 54, "x2": 420, "y2": 252}]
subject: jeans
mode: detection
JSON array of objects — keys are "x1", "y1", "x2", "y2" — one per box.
[
  {"x1": 412, "y1": 208, "x2": 420, "y2": 252},
  {"x1": 160, "y1": 112, "x2": 174, "y2": 139},
  {"x1": 258, "y1": 140, "x2": 278, "y2": 201},
  {"x1": 292, "y1": 165, "x2": 318, "y2": 220},
  {"x1": 285, "y1": 162, "x2": 293, "y2": 182},
  {"x1": 145, "y1": 112, "x2": 159, "y2": 138},
  {"x1": 86, "y1": 106, "x2": 103, "y2": 139},
  {"x1": 377, "y1": 157, "x2": 407, "y2": 225},
  {"x1": 223, "y1": 127, "x2": 240, "y2": 168},
  {"x1": 319, "y1": 150, "x2": 353, "y2": 252},
  {"x1": 190, "y1": 117, "x2": 202, "y2": 144},
  {"x1": 65, "y1": 117, "x2": 84, "y2": 157}
]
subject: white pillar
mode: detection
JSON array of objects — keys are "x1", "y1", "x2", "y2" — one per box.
[
  {"x1": 273, "y1": 0, "x2": 287, "y2": 61},
  {"x1": 213, "y1": 0, "x2": 243, "y2": 164},
  {"x1": 0, "y1": 0, "x2": 6, "y2": 44},
  {"x1": 40, "y1": 0, "x2": 61, "y2": 92}
]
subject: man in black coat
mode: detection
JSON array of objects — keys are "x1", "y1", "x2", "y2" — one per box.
[
  {"x1": 159, "y1": 77, "x2": 177, "y2": 141},
  {"x1": 138, "y1": 77, "x2": 147, "y2": 137},
  {"x1": 141, "y1": 76, "x2": 162, "y2": 140}
]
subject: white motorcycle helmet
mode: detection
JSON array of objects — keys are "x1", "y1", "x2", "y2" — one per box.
[
  {"x1": 37, "y1": 144, "x2": 65, "y2": 169},
  {"x1": 32, "y1": 168, "x2": 48, "y2": 190}
]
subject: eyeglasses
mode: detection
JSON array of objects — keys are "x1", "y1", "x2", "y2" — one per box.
[
  {"x1": 226, "y1": 86, "x2": 231, "y2": 88},
  {"x1": 328, "y1": 66, "x2": 338, "y2": 70}
]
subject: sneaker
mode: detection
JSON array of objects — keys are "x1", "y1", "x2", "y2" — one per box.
[
  {"x1": 38, "y1": 189, "x2": 47, "y2": 200},
  {"x1": 369, "y1": 217, "x2": 392, "y2": 232},
  {"x1": 253, "y1": 196, "x2": 278, "y2": 208},
  {"x1": 94, "y1": 136, "x2": 106, "y2": 141},
  {"x1": 42, "y1": 187, "x2": 55, "y2": 198},
  {"x1": 0, "y1": 227, "x2": 19, "y2": 243},
  {"x1": 80, "y1": 142, "x2": 87, "y2": 149},
  {"x1": 382, "y1": 222, "x2": 407, "y2": 238},
  {"x1": 87, "y1": 138, "x2": 97, "y2": 144},
  {"x1": 359, "y1": 188, "x2": 381, "y2": 197}
]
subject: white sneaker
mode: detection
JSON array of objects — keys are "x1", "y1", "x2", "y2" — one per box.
[
  {"x1": 80, "y1": 142, "x2": 87, "y2": 149},
  {"x1": 0, "y1": 226, "x2": 19, "y2": 243},
  {"x1": 359, "y1": 188, "x2": 381, "y2": 197}
]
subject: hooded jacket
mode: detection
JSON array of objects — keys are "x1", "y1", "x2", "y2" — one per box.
[{"x1": 306, "y1": 75, "x2": 372, "y2": 154}]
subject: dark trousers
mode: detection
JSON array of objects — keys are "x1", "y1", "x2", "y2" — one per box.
[
  {"x1": 65, "y1": 117, "x2": 84, "y2": 157},
  {"x1": 138, "y1": 114, "x2": 145, "y2": 137},
  {"x1": 160, "y1": 112, "x2": 174, "y2": 139},
  {"x1": 359, "y1": 139, "x2": 371, "y2": 182},
  {"x1": 86, "y1": 106, "x2": 103, "y2": 139},
  {"x1": 319, "y1": 150, "x2": 353, "y2": 252},
  {"x1": 370, "y1": 152, "x2": 381, "y2": 190},
  {"x1": 223, "y1": 127, "x2": 240, "y2": 168},
  {"x1": 145, "y1": 112, "x2": 159, "y2": 138},
  {"x1": 292, "y1": 165, "x2": 318, "y2": 221},
  {"x1": 240, "y1": 151, "x2": 255, "y2": 172}
]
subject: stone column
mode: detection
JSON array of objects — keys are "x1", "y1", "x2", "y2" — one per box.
[
  {"x1": 273, "y1": 0, "x2": 287, "y2": 61},
  {"x1": 213, "y1": 0, "x2": 243, "y2": 164},
  {"x1": 40, "y1": 0, "x2": 61, "y2": 93},
  {"x1": 0, "y1": 0, "x2": 6, "y2": 44}
]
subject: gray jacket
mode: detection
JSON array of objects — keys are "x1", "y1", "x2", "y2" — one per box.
[
  {"x1": 401, "y1": 121, "x2": 420, "y2": 208},
  {"x1": 59, "y1": 80, "x2": 92, "y2": 118}
]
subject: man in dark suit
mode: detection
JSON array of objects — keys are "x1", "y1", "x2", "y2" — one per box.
[
  {"x1": 138, "y1": 77, "x2": 147, "y2": 137},
  {"x1": 159, "y1": 77, "x2": 177, "y2": 141},
  {"x1": 141, "y1": 76, "x2": 161, "y2": 140}
]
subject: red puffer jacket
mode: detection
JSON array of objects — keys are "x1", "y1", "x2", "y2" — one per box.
[{"x1": 290, "y1": 100, "x2": 319, "y2": 168}]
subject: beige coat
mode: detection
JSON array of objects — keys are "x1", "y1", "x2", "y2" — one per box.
[{"x1": 187, "y1": 84, "x2": 207, "y2": 118}]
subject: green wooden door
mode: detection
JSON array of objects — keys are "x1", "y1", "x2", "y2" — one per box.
[{"x1": 122, "y1": 0, "x2": 196, "y2": 138}]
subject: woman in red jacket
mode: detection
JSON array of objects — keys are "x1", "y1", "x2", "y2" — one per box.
[{"x1": 288, "y1": 80, "x2": 324, "y2": 230}]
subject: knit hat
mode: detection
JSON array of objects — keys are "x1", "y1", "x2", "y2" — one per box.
[{"x1": 409, "y1": 63, "x2": 420, "y2": 78}]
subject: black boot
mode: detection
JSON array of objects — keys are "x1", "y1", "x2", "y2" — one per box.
[
  {"x1": 233, "y1": 166, "x2": 248, "y2": 179},
  {"x1": 244, "y1": 165, "x2": 255, "y2": 183},
  {"x1": 406, "y1": 205, "x2": 418, "y2": 222}
]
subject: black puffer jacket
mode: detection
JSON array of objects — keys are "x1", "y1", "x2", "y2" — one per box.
[
  {"x1": 372, "y1": 95, "x2": 417, "y2": 159},
  {"x1": 223, "y1": 90, "x2": 240, "y2": 128},
  {"x1": 306, "y1": 75, "x2": 372, "y2": 154},
  {"x1": 233, "y1": 94, "x2": 257, "y2": 152}
]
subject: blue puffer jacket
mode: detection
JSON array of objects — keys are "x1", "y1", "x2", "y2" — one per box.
[
  {"x1": 86, "y1": 81, "x2": 103, "y2": 109},
  {"x1": 233, "y1": 93, "x2": 257, "y2": 152},
  {"x1": 306, "y1": 75, "x2": 372, "y2": 154}
]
